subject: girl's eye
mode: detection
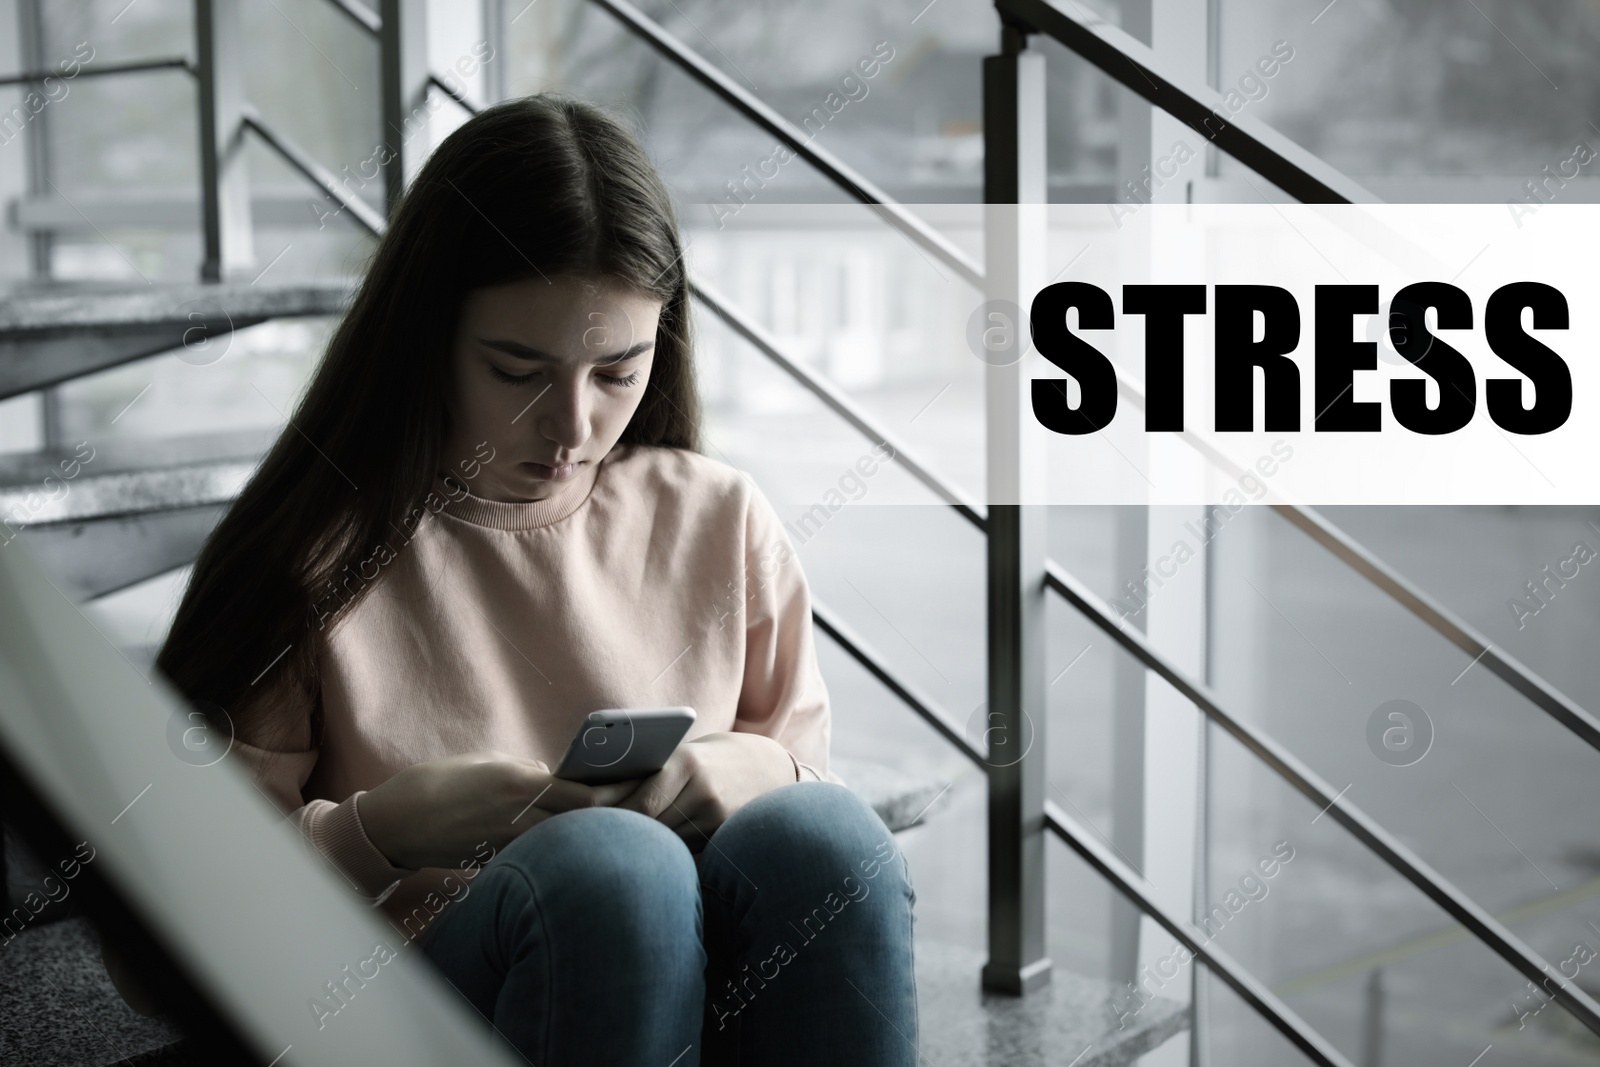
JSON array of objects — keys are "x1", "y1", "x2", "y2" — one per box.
[
  {"x1": 488, "y1": 365, "x2": 536, "y2": 385},
  {"x1": 487, "y1": 365, "x2": 642, "y2": 388}
]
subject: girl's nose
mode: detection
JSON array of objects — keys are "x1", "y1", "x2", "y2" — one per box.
[{"x1": 538, "y1": 375, "x2": 591, "y2": 452}]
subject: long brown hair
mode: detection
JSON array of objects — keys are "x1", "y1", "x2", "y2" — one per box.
[{"x1": 156, "y1": 94, "x2": 700, "y2": 748}]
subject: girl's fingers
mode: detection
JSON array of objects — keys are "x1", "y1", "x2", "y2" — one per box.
[
  {"x1": 616, "y1": 754, "x2": 693, "y2": 818},
  {"x1": 589, "y1": 778, "x2": 643, "y2": 806},
  {"x1": 522, "y1": 773, "x2": 596, "y2": 813},
  {"x1": 621, "y1": 776, "x2": 686, "y2": 821}
]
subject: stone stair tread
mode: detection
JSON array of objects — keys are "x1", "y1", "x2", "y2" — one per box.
[
  {"x1": 0, "y1": 923, "x2": 1188, "y2": 1067},
  {"x1": 0, "y1": 429, "x2": 276, "y2": 525},
  {"x1": 833, "y1": 754, "x2": 954, "y2": 832},
  {"x1": 0, "y1": 916, "x2": 184, "y2": 1067},
  {"x1": 0, "y1": 281, "x2": 353, "y2": 335},
  {"x1": 915, "y1": 940, "x2": 1189, "y2": 1066}
]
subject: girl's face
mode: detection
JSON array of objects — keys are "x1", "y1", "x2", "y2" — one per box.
[{"x1": 442, "y1": 274, "x2": 663, "y2": 502}]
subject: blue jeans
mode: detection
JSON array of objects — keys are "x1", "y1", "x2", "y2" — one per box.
[{"x1": 418, "y1": 781, "x2": 919, "y2": 1065}]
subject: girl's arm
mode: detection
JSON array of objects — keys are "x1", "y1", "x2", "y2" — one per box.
[
  {"x1": 226, "y1": 687, "x2": 417, "y2": 903},
  {"x1": 733, "y1": 485, "x2": 844, "y2": 785},
  {"x1": 226, "y1": 687, "x2": 617, "y2": 877},
  {"x1": 98, "y1": 684, "x2": 411, "y2": 1019},
  {"x1": 356, "y1": 752, "x2": 633, "y2": 871}
]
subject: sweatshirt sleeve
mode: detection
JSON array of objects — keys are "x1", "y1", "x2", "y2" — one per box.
[
  {"x1": 227, "y1": 685, "x2": 414, "y2": 904},
  {"x1": 732, "y1": 483, "x2": 846, "y2": 787}
]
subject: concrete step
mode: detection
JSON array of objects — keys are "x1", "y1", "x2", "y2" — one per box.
[
  {"x1": 834, "y1": 754, "x2": 953, "y2": 832},
  {"x1": 0, "y1": 921, "x2": 1187, "y2": 1067},
  {"x1": 916, "y1": 940, "x2": 1189, "y2": 1066},
  {"x1": 0, "y1": 916, "x2": 184, "y2": 1067},
  {"x1": 0, "y1": 281, "x2": 352, "y2": 400},
  {"x1": 0, "y1": 429, "x2": 273, "y2": 523},
  {"x1": 0, "y1": 430, "x2": 274, "y2": 600}
]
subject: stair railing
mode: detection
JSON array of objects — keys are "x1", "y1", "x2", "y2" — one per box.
[{"x1": 571, "y1": 0, "x2": 1600, "y2": 1056}]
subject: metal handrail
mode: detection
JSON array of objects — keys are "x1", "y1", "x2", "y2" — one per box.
[
  {"x1": 587, "y1": 0, "x2": 984, "y2": 291},
  {"x1": 1043, "y1": 800, "x2": 1355, "y2": 1067},
  {"x1": 1044, "y1": 559, "x2": 1600, "y2": 1038},
  {"x1": 0, "y1": 20, "x2": 460, "y2": 246},
  {"x1": 690, "y1": 276, "x2": 988, "y2": 529},
  {"x1": 716, "y1": 271, "x2": 1600, "y2": 1035},
  {"x1": 1273, "y1": 505, "x2": 1600, "y2": 751},
  {"x1": 0, "y1": 57, "x2": 192, "y2": 87},
  {"x1": 1105, "y1": 365, "x2": 1600, "y2": 756},
  {"x1": 811, "y1": 599, "x2": 983, "y2": 765},
  {"x1": 428, "y1": 73, "x2": 476, "y2": 113},
  {"x1": 323, "y1": 0, "x2": 382, "y2": 34},
  {"x1": 994, "y1": 0, "x2": 1378, "y2": 204},
  {"x1": 811, "y1": 593, "x2": 1352, "y2": 1064},
  {"x1": 240, "y1": 107, "x2": 388, "y2": 238},
  {"x1": 997, "y1": 0, "x2": 1600, "y2": 752}
]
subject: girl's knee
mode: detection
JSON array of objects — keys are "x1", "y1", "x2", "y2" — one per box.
[
  {"x1": 717, "y1": 782, "x2": 909, "y2": 890},
  {"x1": 496, "y1": 805, "x2": 699, "y2": 907},
  {"x1": 431, "y1": 807, "x2": 704, "y2": 990},
  {"x1": 742, "y1": 781, "x2": 890, "y2": 843}
]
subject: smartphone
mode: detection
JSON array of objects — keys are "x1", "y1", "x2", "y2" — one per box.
[{"x1": 552, "y1": 706, "x2": 696, "y2": 785}]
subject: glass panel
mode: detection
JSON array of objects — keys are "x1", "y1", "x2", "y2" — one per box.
[
  {"x1": 1205, "y1": 504, "x2": 1600, "y2": 1064},
  {"x1": 1218, "y1": 0, "x2": 1600, "y2": 179}
]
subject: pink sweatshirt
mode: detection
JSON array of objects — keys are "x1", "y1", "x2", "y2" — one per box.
[{"x1": 228, "y1": 443, "x2": 839, "y2": 940}]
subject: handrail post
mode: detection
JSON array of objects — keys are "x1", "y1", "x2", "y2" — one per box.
[
  {"x1": 18, "y1": 0, "x2": 62, "y2": 449},
  {"x1": 18, "y1": 0, "x2": 52, "y2": 281},
  {"x1": 980, "y1": 17, "x2": 1051, "y2": 996},
  {"x1": 380, "y1": 0, "x2": 430, "y2": 217},
  {"x1": 194, "y1": 0, "x2": 253, "y2": 281},
  {"x1": 481, "y1": 0, "x2": 506, "y2": 104},
  {"x1": 1108, "y1": 508, "x2": 1148, "y2": 988}
]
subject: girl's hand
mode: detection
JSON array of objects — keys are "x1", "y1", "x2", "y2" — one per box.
[
  {"x1": 360, "y1": 750, "x2": 636, "y2": 870},
  {"x1": 613, "y1": 732, "x2": 796, "y2": 849}
]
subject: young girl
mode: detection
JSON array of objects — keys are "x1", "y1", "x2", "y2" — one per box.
[{"x1": 122, "y1": 95, "x2": 919, "y2": 1063}]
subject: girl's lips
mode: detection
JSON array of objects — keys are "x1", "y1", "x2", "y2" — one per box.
[{"x1": 523, "y1": 460, "x2": 579, "y2": 481}]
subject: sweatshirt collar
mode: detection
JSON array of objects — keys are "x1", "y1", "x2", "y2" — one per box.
[{"x1": 435, "y1": 453, "x2": 606, "y2": 531}]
